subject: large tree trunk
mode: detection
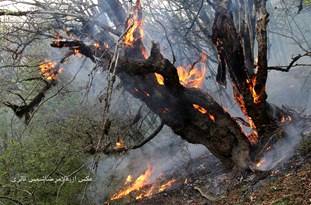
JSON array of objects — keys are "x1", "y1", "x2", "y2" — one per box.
[
  {"x1": 48, "y1": 0, "x2": 286, "y2": 170},
  {"x1": 6, "y1": 0, "x2": 290, "y2": 170}
]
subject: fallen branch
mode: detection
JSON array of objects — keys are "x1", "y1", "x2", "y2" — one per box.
[{"x1": 194, "y1": 186, "x2": 219, "y2": 201}]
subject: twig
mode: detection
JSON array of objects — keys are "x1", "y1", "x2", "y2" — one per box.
[{"x1": 0, "y1": 196, "x2": 24, "y2": 205}]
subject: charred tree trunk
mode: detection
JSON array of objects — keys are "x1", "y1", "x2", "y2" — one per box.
[
  {"x1": 7, "y1": 0, "x2": 294, "y2": 171},
  {"x1": 52, "y1": 39, "x2": 252, "y2": 169},
  {"x1": 49, "y1": 0, "x2": 289, "y2": 170},
  {"x1": 212, "y1": 1, "x2": 286, "y2": 161}
]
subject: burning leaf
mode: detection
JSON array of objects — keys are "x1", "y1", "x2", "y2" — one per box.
[{"x1": 39, "y1": 61, "x2": 62, "y2": 81}]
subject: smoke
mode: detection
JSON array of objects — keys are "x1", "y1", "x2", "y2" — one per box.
[
  {"x1": 255, "y1": 121, "x2": 304, "y2": 171},
  {"x1": 88, "y1": 126, "x2": 208, "y2": 204},
  {"x1": 252, "y1": 3, "x2": 311, "y2": 171}
]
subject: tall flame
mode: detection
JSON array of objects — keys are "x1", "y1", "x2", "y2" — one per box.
[
  {"x1": 123, "y1": 0, "x2": 144, "y2": 47},
  {"x1": 247, "y1": 76, "x2": 264, "y2": 104}
]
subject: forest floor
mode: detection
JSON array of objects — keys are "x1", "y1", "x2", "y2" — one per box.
[{"x1": 133, "y1": 140, "x2": 311, "y2": 205}]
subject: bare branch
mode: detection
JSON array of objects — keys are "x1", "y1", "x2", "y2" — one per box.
[{"x1": 268, "y1": 52, "x2": 311, "y2": 72}]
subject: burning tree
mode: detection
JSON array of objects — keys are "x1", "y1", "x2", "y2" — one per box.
[{"x1": 1, "y1": 0, "x2": 311, "y2": 172}]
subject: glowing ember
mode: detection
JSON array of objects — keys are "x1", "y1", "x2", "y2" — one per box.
[
  {"x1": 54, "y1": 33, "x2": 61, "y2": 47},
  {"x1": 73, "y1": 48, "x2": 81, "y2": 56},
  {"x1": 110, "y1": 165, "x2": 176, "y2": 201},
  {"x1": 208, "y1": 114, "x2": 216, "y2": 122},
  {"x1": 193, "y1": 104, "x2": 216, "y2": 122},
  {"x1": 94, "y1": 42, "x2": 100, "y2": 49},
  {"x1": 247, "y1": 76, "x2": 265, "y2": 104},
  {"x1": 155, "y1": 73, "x2": 165, "y2": 85},
  {"x1": 114, "y1": 138, "x2": 126, "y2": 150},
  {"x1": 39, "y1": 61, "x2": 62, "y2": 81},
  {"x1": 280, "y1": 115, "x2": 292, "y2": 123},
  {"x1": 193, "y1": 104, "x2": 207, "y2": 114},
  {"x1": 256, "y1": 159, "x2": 265, "y2": 169}
]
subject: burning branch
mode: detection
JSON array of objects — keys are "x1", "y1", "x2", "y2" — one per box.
[
  {"x1": 3, "y1": 55, "x2": 70, "y2": 124},
  {"x1": 51, "y1": 37, "x2": 252, "y2": 168}
]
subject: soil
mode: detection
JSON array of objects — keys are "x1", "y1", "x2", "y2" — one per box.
[{"x1": 135, "y1": 151, "x2": 311, "y2": 205}]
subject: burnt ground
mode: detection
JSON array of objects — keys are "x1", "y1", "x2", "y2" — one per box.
[{"x1": 131, "y1": 141, "x2": 311, "y2": 205}]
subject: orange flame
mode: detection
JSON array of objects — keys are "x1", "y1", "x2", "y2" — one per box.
[
  {"x1": 155, "y1": 73, "x2": 165, "y2": 85},
  {"x1": 177, "y1": 52, "x2": 207, "y2": 89},
  {"x1": 123, "y1": 0, "x2": 148, "y2": 60},
  {"x1": 158, "y1": 179, "x2": 176, "y2": 192},
  {"x1": 233, "y1": 87, "x2": 258, "y2": 144},
  {"x1": 110, "y1": 165, "x2": 176, "y2": 201},
  {"x1": 123, "y1": 0, "x2": 144, "y2": 47},
  {"x1": 39, "y1": 61, "x2": 62, "y2": 81},
  {"x1": 114, "y1": 138, "x2": 126, "y2": 150},
  {"x1": 111, "y1": 166, "x2": 153, "y2": 200},
  {"x1": 247, "y1": 76, "x2": 264, "y2": 104},
  {"x1": 256, "y1": 159, "x2": 265, "y2": 169},
  {"x1": 177, "y1": 66, "x2": 206, "y2": 88},
  {"x1": 193, "y1": 104, "x2": 207, "y2": 114},
  {"x1": 94, "y1": 42, "x2": 100, "y2": 49},
  {"x1": 193, "y1": 104, "x2": 216, "y2": 122}
]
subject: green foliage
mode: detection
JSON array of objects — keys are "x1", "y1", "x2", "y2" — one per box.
[
  {"x1": 305, "y1": 0, "x2": 311, "y2": 5},
  {"x1": 0, "y1": 92, "x2": 96, "y2": 205},
  {"x1": 298, "y1": 137, "x2": 311, "y2": 156},
  {"x1": 272, "y1": 197, "x2": 290, "y2": 205}
]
